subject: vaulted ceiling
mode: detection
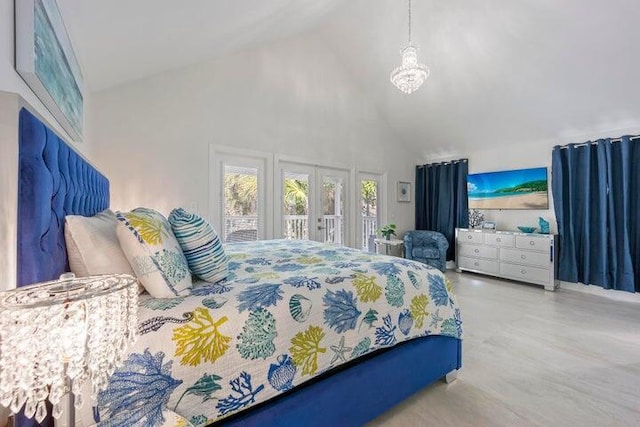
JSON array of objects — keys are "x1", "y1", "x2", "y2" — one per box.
[{"x1": 58, "y1": 0, "x2": 640, "y2": 157}]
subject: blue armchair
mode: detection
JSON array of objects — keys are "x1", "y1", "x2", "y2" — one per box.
[{"x1": 404, "y1": 230, "x2": 449, "y2": 272}]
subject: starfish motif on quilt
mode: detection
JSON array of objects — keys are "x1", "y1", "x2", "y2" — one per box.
[{"x1": 329, "y1": 336, "x2": 352, "y2": 364}]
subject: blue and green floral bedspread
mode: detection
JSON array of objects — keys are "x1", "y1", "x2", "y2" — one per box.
[{"x1": 92, "y1": 239, "x2": 462, "y2": 426}]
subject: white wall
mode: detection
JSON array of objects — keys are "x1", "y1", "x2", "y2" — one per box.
[
  {"x1": 423, "y1": 142, "x2": 557, "y2": 234},
  {"x1": 0, "y1": 4, "x2": 51, "y2": 419},
  {"x1": 464, "y1": 140, "x2": 557, "y2": 233},
  {"x1": 90, "y1": 31, "x2": 419, "y2": 241},
  {"x1": 426, "y1": 126, "x2": 640, "y2": 234},
  {"x1": 0, "y1": 92, "x2": 19, "y2": 294},
  {"x1": 0, "y1": 93, "x2": 18, "y2": 427}
]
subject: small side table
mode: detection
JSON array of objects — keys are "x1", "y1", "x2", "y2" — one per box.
[{"x1": 374, "y1": 238, "x2": 405, "y2": 257}]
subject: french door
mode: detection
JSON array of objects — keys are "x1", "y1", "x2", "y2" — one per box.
[
  {"x1": 277, "y1": 161, "x2": 349, "y2": 246},
  {"x1": 357, "y1": 173, "x2": 382, "y2": 251}
]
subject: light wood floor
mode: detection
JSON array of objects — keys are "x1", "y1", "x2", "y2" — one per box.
[{"x1": 368, "y1": 272, "x2": 640, "y2": 427}]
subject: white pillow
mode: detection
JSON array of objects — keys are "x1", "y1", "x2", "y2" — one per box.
[
  {"x1": 116, "y1": 208, "x2": 192, "y2": 298},
  {"x1": 65, "y1": 209, "x2": 135, "y2": 277}
]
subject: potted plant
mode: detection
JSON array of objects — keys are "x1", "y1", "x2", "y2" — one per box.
[{"x1": 378, "y1": 224, "x2": 397, "y2": 240}]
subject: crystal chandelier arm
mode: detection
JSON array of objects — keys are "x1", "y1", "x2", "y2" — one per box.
[{"x1": 408, "y1": 0, "x2": 412, "y2": 44}]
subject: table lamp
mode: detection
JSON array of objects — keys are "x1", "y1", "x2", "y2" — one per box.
[{"x1": 0, "y1": 274, "x2": 138, "y2": 424}]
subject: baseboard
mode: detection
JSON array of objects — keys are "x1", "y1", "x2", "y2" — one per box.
[{"x1": 559, "y1": 281, "x2": 640, "y2": 303}]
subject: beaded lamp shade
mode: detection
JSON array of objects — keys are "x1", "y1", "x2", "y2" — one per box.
[{"x1": 0, "y1": 274, "x2": 138, "y2": 423}]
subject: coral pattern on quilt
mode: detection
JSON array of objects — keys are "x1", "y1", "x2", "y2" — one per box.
[{"x1": 93, "y1": 240, "x2": 462, "y2": 427}]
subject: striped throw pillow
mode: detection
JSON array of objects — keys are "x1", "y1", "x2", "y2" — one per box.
[{"x1": 168, "y1": 208, "x2": 229, "y2": 283}]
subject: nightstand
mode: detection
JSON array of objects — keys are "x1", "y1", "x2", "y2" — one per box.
[{"x1": 374, "y1": 238, "x2": 405, "y2": 257}]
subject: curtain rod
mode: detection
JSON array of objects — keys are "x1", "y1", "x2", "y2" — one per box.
[
  {"x1": 418, "y1": 158, "x2": 468, "y2": 168},
  {"x1": 556, "y1": 135, "x2": 640, "y2": 149}
]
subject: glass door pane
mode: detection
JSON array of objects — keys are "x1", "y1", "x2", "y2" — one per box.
[
  {"x1": 283, "y1": 170, "x2": 310, "y2": 240},
  {"x1": 359, "y1": 176, "x2": 380, "y2": 251},
  {"x1": 320, "y1": 173, "x2": 345, "y2": 245},
  {"x1": 278, "y1": 163, "x2": 349, "y2": 245},
  {"x1": 222, "y1": 165, "x2": 259, "y2": 242}
]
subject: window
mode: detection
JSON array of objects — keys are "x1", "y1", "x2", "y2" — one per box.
[
  {"x1": 223, "y1": 165, "x2": 259, "y2": 242},
  {"x1": 209, "y1": 147, "x2": 271, "y2": 242}
]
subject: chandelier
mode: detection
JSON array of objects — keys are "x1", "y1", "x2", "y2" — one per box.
[{"x1": 390, "y1": 0, "x2": 430, "y2": 94}]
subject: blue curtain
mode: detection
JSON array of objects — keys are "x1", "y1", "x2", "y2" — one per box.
[
  {"x1": 552, "y1": 136, "x2": 640, "y2": 292},
  {"x1": 415, "y1": 159, "x2": 469, "y2": 260}
]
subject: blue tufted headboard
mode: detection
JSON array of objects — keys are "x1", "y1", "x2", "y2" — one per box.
[
  {"x1": 17, "y1": 107, "x2": 109, "y2": 287},
  {"x1": 16, "y1": 108, "x2": 110, "y2": 427}
]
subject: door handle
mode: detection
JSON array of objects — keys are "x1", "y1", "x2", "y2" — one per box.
[{"x1": 317, "y1": 226, "x2": 326, "y2": 230}]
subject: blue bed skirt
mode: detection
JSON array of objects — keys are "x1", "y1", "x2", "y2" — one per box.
[{"x1": 219, "y1": 335, "x2": 461, "y2": 426}]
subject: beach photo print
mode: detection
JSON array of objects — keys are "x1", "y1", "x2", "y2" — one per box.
[{"x1": 467, "y1": 167, "x2": 548, "y2": 210}]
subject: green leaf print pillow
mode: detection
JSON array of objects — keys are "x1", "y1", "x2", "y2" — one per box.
[{"x1": 116, "y1": 207, "x2": 192, "y2": 297}]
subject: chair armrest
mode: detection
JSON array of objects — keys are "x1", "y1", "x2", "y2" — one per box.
[{"x1": 403, "y1": 234, "x2": 414, "y2": 260}]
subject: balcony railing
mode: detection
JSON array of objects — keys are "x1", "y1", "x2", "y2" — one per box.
[
  {"x1": 362, "y1": 216, "x2": 377, "y2": 251},
  {"x1": 224, "y1": 214, "x2": 378, "y2": 249},
  {"x1": 283, "y1": 215, "x2": 309, "y2": 241},
  {"x1": 224, "y1": 216, "x2": 258, "y2": 242}
]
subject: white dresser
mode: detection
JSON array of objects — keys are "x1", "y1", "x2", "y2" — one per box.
[{"x1": 455, "y1": 228, "x2": 559, "y2": 291}]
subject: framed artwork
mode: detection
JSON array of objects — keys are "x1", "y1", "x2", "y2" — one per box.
[
  {"x1": 397, "y1": 181, "x2": 411, "y2": 202},
  {"x1": 16, "y1": 0, "x2": 84, "y2": 141},
  {"x1": 468, "y1": 167, "x2": 548, "y2": 210}
]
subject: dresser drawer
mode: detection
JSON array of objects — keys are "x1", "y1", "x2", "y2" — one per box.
[
  {"x1": 500, "y1": 262, "x2": 550, "y2": 285},
  {"x1": 484, "y1": 233, "x2": 514, "y2": 247},
  {"x1": 515, "y1": 235, "x2": 550, "y2": 252},
  {"x1": 458, "y1": 230, "x2": 484, "y2": 244},
  {"x1": 500, "y1": 248, "x2": 549, "y2": 268},
  {"x1": 458, "y1": 256, "x2": 499, "y2": 274},
  {"x1": 459, "y1": 244, "x2": 498, "y2": 260}
]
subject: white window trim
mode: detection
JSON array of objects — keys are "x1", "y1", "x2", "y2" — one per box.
[
  {"x1": 208, "y1": 145, "x2": 387, "y2": 249},
  {"x1": 356, "y1": 170, "x2": 387, "y2": 250},
  {"x1": 275, "y1": 154, "x2": 354, "y2": 247},
  {"x1": 208, "y1": 145, "x2": 273, "y2": 240}
]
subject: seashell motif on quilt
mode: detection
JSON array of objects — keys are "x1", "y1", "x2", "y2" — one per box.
[
  {"x1": 267, "y1": 354, "x2": 297, "y2": 392},
  {"x1": 289, "y1": 294, "x2": 312, "y2": 322}
]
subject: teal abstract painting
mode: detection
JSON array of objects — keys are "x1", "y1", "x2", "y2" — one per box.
[{"x1": 16, "y1": 0, "x2": 84, "y2": 141}]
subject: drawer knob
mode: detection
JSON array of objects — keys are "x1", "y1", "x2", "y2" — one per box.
[
  {"x1": 474, "y1": 262, "x2": 479, "y2": 266},
  {"x1": 529, "y1": 241, "x2": 535, "y2": 246},
  {"x1": 474, "y1": 249, "x2": 479, "y2": 253},
  {"x1": 521, "y1": 255, "x2": 526, "y2": 259},
  {"x1": 468, "y1": 235, "x2": 473, "y2": 239},
  {"x1": 521, "y1": 269, "x2": 526, "y2": 274},
  {"x1": 496, "y1": 238, "x2": 501, "y2": 242}
]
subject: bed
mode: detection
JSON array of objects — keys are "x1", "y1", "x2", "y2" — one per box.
[{"x1": 16, "y1": 107, "x2": 462, "y2": 427}]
